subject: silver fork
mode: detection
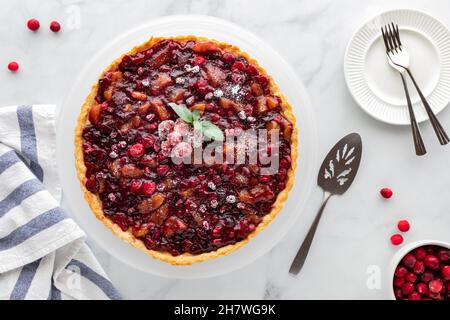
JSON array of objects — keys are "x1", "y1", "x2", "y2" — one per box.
[
  {"x1": 382, "y1": 24, "x2": 449, "y2": 151},
  {"x1": 381, "y1": 24, "x2": 426, "y2": 156}
]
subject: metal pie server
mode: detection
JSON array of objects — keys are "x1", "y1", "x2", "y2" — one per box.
[{"x1": 289, "y1": 133, "x2": 363, "y2": 274}]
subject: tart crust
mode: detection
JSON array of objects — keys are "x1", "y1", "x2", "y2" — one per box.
[{"x1": 75, "y1": 35, "x2": 298, "y2": 265}]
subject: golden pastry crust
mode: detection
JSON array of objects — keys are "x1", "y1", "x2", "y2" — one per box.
[{"x1": 75, "y1": 35, "x2": 298, "y2": 265}]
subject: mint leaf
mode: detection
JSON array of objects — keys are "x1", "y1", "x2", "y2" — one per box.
[
  {"x1": 192, "y1": 110, "x2": 200, "y2": 123},
  {"x1": 168, "y1": 103, "x2": 193, "y2": 123},
  {"x1": 201, "y1": 121, "x2": 224, "y2": 141}
]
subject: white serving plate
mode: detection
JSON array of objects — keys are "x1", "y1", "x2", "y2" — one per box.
[
  {"x1": 56, "y1": 15, "x2": 317, "y2": 278},
  {"x1": 345, "y1": 9, "x2": 450, "y2": 125}
]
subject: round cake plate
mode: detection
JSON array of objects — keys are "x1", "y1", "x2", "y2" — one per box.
[
  {"x1": 57, "y1": 15, "x2": 317, "y2": 278},
  {"x1": 344, "y1": 9, "x2": 450, "y2": 125}
]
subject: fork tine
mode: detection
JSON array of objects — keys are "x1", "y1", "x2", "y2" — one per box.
[
  {"x1": 386, "y1": 24, "x2": 396, "y2": 52},
  {"x1": 381, "y1": 27, "x2": 390, "y2": 53},
  {"x1": 388, "y1": 23, "x2": 398, "y2": 52},
  {"x1": 393, "y1": 23, "x2": 402, "y2": 47}
]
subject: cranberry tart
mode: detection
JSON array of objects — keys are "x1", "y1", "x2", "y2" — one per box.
[{"x1": 75, "y1": 36, "x2": 297, "y2": 265}]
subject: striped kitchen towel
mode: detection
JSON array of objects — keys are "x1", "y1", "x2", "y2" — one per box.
[{"x1": 0, "y1": 105, "x2": 121, "y2": 300}]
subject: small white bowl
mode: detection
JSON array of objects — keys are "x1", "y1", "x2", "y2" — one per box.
[{"x1": 388, "y1": 239, "x2": 450, "y2": 300}]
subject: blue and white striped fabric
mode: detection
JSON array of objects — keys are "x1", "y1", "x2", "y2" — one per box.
[{"x1": 0, "y1": 105, "x2": 121, "y2": 300}]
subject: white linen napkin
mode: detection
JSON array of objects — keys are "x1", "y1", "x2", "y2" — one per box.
[{"x1": 0, "y1": 105, "x2": 121, "y2": 300}]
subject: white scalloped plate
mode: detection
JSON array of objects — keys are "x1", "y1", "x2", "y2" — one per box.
[
  {"x1": 56, "y1": 15, "x2": 317, "y2": 278},
  {"x1": 344, "y1": 9, "x2": 450, "y2": 125}
]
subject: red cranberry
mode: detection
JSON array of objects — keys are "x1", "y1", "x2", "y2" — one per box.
[
  {"x1": 395, "y1": 266, "x2": 408, "y2": 277},
  {"x1": 429, "y1": 279, "x2": 443, "y2": 293},
  {"x1": 417, "y1": 282, "x2": 428, "y2": 295},
  {"x1": 130, "y1": 179, "x2": 143, "y2": 193},
  {"x1": 192, "y1": 56, "x2": 205, "y2": 65},
  {"x1": 421, "y1": 271, "x2": 434, "y2": 283},
  {"x1": 111, "y1": 212, "x2": 128, "y2": 231},
  {"x1": 141, "y1": 136, "x2": 155, "y2": 148},
  {"x1": 380, "y1": 187, "x2": 393, "y2": 199},
  {"x1": 393, "y1": 276, "x2": 405, "y2": 288},
  {"x1": 442, "y1": 265, "x2": 450, "y2": 280},
  {"x1": 424, "y1": 255, "x2": 440, "y2": 270},
  {"x1": 437, "y1": 249, "x2": 450, "y2": 261},
  {"x1": 254, "y1": 74, "x2": 269, "y2": 86},
  {"x1": 408, "y1": 292, "x2": 421, "y2": 300},
  {"x1": 85, "y1": 176, "x2": 98, "y2": 192},
  {"x1": 405, "y1": 272, "x2": 417, "y2": 283},
  {"x1": 390, "y1": 234, "x2": 403, "y2": 246},
  {"x1": 156, "y1": 165, "x2": 169, "y2": 176},
  {"x1": 140, "y1": 181, "x2": 156, "y2": 196},
  {"x1": 232, "y1": 61, "x2": 246, "y2": 72},
  {"x1": 50, "y1": 21, "x2": 61, "y2": 32},
  {"x1": 129, "y1": 143, "x2": 145, "y2": 158},
  {"x1": 222, "y1": 52, "x2": 236, "y2": 63},
  {"x1": 402, "y1": 282, "x2": 414, "y2": 295},
  {"x1": 7, "y1": 61, "x2": 19, "y2": 72},
  {"x1": 27, "y1": 18, "x2": 40, "y2": 31},
  {"x1": 413, "y1": 260, "x2": 425, "y2": 274},
  {"x1": 414, "y1": 247, "x2": 427, "y2": 260},
  {"x1": 394, "y1": 288, "x2": 403, "y2": 300},
  {"x1": 402, "y1": 253, "x2": 417, "y2": 268},
  {"x1": 259, "y1": 175, "x2": 272, "y2": 183},
  {"x1": 397, "y1": 219, "x2": 410, "y2": 232},
  {"x1": 246, "y1": 65, "x2": 258, "y2": 75}
]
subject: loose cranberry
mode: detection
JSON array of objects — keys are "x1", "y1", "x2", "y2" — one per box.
[
  {"x1": 413, "y1": 260, "x2": 425, "y2": 274},
  {"x1": 395, "y1": 266, "x2": 408, "y2": 277},
  {"x1": 402, "y1": 253, "x2": 417, "y2": 268},
  {"x1": 408, "y1": 292, "x2": 421, "y2": 300},
  {"x1": 380, "y1": 187, "x2": 393, "y2": 199},
  {"x1": 429, "y1": 279, "x2": 443, "y2": 293},
  {"x1": 27, "y1": 18, "x2": 40, "y2": 31},
  {"x1": 442, "y1": 266, "x2": 450, "y2": 280},
  {"x1": 405, "y1": 272, "x2": 417, "y2": 283},
  {"x1": 140, "y1": 181, "x2": 156, "y2": 196},
  {"x1": 414, "y1": 247, "x2": 427, "y2": 260},
  {"x1": 402, "y1": 282, "x2": 415, "y2": 295},
  {"x1": 129, "y1": 143, "x2": 145, "y2": 158},
  {"x1": 393, "y1": 276, "x2": 405, "y2": 288},
  {"x1": 424, "y1": 255, "x2": 440, "y2": 270},
  {"x1": 397, "y1": 219, "x2": 410, "y2": 232},
  {"x1": 421, "y1": 272, "x2": 434, "y2": 283},
  {"x1": 390, "y1": 234, "x2": 403, "y2": 246},
  {"x1": 417, "y1": 282, "x2": 428, "y2": 295},
  {"x1": 192, "y1": 56, "x2": 205, "y2": 65},
  {"x1": 7, "y1": 61, "x2": 19, "y2": 72},
  {"x1": 49, "y1": 21, "x2": 61, "y2": 32}
]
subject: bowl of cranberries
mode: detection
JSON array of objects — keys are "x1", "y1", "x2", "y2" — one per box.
[{"x1": 390, "y1": 240, "x2": 450, "y2": 300}]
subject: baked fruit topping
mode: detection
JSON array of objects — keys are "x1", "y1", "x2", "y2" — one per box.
[{"x1": 77, "y1": 37, "x2": 296, "y2": 263}]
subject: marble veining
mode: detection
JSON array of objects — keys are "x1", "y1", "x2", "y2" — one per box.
[{"x1": 1, "y1": 0, "x2": 450, "y2": 299}]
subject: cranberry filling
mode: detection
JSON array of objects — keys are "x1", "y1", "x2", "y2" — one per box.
[{"x1": 82, "y1": 39, "x2": 294, "y2": 256}]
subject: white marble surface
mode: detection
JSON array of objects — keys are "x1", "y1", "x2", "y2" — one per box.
[{"x1": 2, "y1": 0, "x2": 450, "y2": 299}]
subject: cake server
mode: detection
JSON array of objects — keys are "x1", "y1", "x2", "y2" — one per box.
[{"x1": 289, "y1": 133, "x2": 362, "y2": 274}]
